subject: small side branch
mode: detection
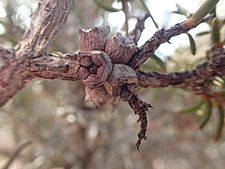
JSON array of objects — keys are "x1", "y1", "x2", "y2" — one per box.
[
  {"x1": 129, "y1": 0, "x2": 220, "y2": 69},
  {"x1": 128, "y1": 13, "x2": 151, "y2": 45},
  {"x1": 139, "y1": 0, "x2": 158, "y2": 29},
  {"x1": 128, "y1": 94, "x2": 152, "y2": 150},
  {"x1": 128, "y1": 15, "x2": 213, "y2": 69},
  {"x1": 137, "y1": 48, "x2": 225, "y2": 96}
]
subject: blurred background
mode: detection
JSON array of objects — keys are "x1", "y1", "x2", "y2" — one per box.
[{"x1": 0, "y1": 0, "x2": 225, "y2": 169}]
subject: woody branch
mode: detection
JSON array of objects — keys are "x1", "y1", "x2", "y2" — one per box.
[
  {"x1": 0, "y1": 0, "x2": 73, "y2": 106},
  {"x1": 0, "y1": 0, "x2": 223, "y2": 149}
]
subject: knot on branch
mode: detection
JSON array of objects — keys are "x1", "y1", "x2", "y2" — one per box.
[{"x1": 77, "y1": 26, "x2": 152, "y2": 149}]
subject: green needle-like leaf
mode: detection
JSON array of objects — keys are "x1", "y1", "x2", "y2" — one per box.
[
  {"x1": 196, "y1": 31, "x2": 211, "y2": 37},
  {"x1": 215, "y1": 105, "x2": 224, "y2": 141},
  {"x1": 177, "y1": 101, "x2": 204, "y2": 114},
  {"x1": 186, "y1": 33, "x2": 196, "y2": 55},
  {"x1": 199, "y1": 101, "x2": 212, "y2": 129},
  {"x1": 175, "y1": 4, "x2": 190, "y2": 17},
  {"x1": 151, "y1": 54, "x2": 166, "y2": 72},
  {"x1": 211, "y1": 18, "x2": 220, "y2": 45}
]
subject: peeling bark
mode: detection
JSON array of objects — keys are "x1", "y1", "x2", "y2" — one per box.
[{"x1": 0, "y1": 0, "x2": 73, "y2": 106}]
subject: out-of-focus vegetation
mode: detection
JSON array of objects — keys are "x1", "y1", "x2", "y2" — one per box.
[{"x1": 0, "y1": 0, "x2": 225, "y2": 169}]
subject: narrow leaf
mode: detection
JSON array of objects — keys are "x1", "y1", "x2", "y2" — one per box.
[
  {"x1": 199, "y1": 101, "x2": 212, "y2": 129},
  {"x1": 177, "y1": 101, "x2": 204, "y2": 114},
  {"x1": 186, "y1": 33, "x2": 196, "y2": 55},
  {"x1": 151, "y1": 54, "x2": 166, "y2": 72},
  {"x1": 211, "y1": 18, "x2": 220, "y2": 45},
  {"x1": 215, "y1": 105, "x2": 224, "y2": 141},
  {"x1": 196, "y1": 31, "x2": 211, "y2": 36},
  {"x1": 142, "y1": 61, "x2": 160, "y2": 71},
  {"x1": 94, "y1": 0, "x2": 121, "y2": 12},
  {"x1": 175, "y1": 4, "x2": 190, "y2": 17}
]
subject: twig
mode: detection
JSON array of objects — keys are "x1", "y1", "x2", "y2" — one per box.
[
  {"x1": 129, "y1": 0, "x2": 220, "y2": 69},
  {"x1": 2, "y1": 140, "x2": 32, "y2": 169},
  {"x1": 128, "y1": 94, "x2": 152, "y2": 150},
  {"x1": 137, "y1": 48, "x2": 225, "y2": 96},
  {"x1": 128, "y1": 13, "x2": 150, "y2": 45},
  {"x1": 139, "y1": 0, "x2": 158, "y2": 29},
  {"x1": 121, "y1": 1, "x2": 129, "y2": 35},
  {"x1": 128, "y1": 15, "x2": 213, "y2": 69}
]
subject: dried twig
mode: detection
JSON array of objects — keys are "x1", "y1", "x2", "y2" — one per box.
[
  {"x1": 137, "y1": 48, "x2": 225, "y2": 97},
  {"x1": 128, "y1": 13, "x2": 151, "y2": 45},
  {"x1": 128, "y1": 94, "x2": 152, "y2": 150},
  {"x1": 128, "y1": 15, "x2": 213, "y2": 69},
  {"x1": 121, "y1": 0, "x2": 129, "y2": 35}
]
